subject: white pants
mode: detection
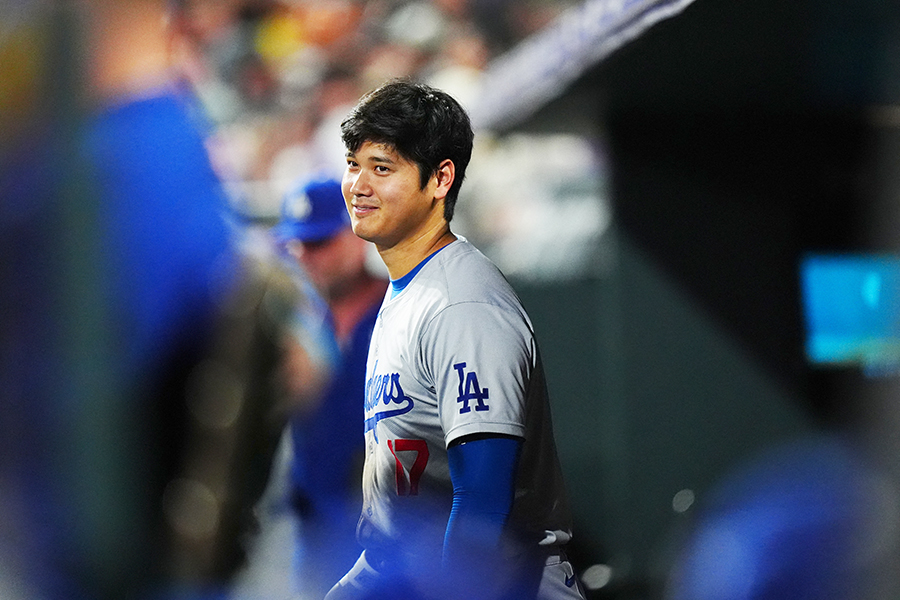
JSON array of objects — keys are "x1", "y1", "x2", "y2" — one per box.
[{"x1": 538, "y1": 549, "x2": 587, "y2": 600}]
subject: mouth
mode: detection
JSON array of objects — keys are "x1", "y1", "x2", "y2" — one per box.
[{"x1": 351, "y1": 202, "x2": 378, "y2": 217}]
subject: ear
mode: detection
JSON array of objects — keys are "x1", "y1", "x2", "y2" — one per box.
[{"x1": 432, "y1": 159, "x2": 455, "y2": 201}]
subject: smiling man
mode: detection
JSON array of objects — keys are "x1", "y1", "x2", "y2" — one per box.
[{"x1": 325, "y1": 80, "x2": 586, "y2": 600}]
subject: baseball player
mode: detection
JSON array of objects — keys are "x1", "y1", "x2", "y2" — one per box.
[{"x1": 324, "y1": 80, "x2": 586, "y2": 600}]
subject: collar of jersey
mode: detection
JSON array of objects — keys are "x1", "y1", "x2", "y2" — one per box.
[{"x1": 390, "y1": 242, "x2": 454, "y2": 299}]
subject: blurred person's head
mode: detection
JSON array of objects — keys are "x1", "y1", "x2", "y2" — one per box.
[
  {"x1": 277, "y1": 175, "x2": 369, "y2": 300},
  {"x1": 167, "y1": 0, "x2": 244, "y2": 47},
  {"x1": 339, "y1": 79, "x2": 473, "y2": 222}
]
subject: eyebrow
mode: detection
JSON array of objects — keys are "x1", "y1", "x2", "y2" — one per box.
[{"x1": 346, "y1": 148, "x2": 398, "y2": 166}]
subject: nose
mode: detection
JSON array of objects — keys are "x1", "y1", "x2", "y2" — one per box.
[{"x1": 344, "y1": 169, "x2": 369, "y2": 199}]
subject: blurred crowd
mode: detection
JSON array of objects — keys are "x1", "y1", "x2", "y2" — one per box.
[{"x1": 164, "y1": 0, "x2": 578, "y2": 220}]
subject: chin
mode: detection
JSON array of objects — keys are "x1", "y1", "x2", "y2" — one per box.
[{"x1": 350, "y1": 223, "x2": 377, "y2": 244}]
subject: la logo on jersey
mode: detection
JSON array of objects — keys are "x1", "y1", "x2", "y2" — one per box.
[{"x1": 454, "y1": 362, "x2": 489, "y2": 414}]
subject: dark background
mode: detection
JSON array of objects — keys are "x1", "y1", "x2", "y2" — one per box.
[{"x1": 509, "y1": 0, "x2": 900, "y2": 595}]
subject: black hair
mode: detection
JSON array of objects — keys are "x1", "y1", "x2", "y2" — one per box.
[{"x1": 340, "y1": 79, "x2": 474, "y2": 222}]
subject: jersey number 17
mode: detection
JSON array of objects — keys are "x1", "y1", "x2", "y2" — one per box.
[{"x1": 387, "y1": 438, "x2": 429, "y2": 496}]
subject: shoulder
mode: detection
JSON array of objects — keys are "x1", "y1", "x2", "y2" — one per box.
[
  {"x1": 424, "y1": 239, "x2": 520, "y2": 308},
  {"x1": 386, "y1": 240, "x2": 530, "y2": 339},
  {"x1": 417, "y1": 240, "x2": 535, "y2": 343}
]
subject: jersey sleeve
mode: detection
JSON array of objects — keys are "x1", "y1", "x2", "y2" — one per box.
[{"x1": 418, "y1": 301, "x2": 533, "y2": 446}]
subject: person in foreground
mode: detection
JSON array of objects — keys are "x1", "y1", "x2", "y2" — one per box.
[{"x1": 324, "y1": 79, "x2": 587, "y2": 600}]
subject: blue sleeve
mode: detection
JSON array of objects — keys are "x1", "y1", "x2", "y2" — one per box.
[{"x1": 443, "y1": 435, "x2": 523, "y2": 567}]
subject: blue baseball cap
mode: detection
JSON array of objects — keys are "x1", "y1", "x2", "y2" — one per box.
[{"x1": 275, "y1": 175, "x2": 350, "y2": 243}]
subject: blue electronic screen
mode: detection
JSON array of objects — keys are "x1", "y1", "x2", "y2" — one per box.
[{"x1": 800, "y1": 254, "x2": 900, "y2": 374}]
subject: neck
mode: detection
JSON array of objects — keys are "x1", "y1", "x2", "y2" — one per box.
[{"x1": 378, "y1": 222, "x2": 457, "y2": 280}]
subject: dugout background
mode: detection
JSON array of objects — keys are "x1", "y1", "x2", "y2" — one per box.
[{"x1": 507, "y1": 0, "x2": 900, "y2": 596}]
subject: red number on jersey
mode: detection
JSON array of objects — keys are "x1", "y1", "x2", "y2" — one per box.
[{"x1": 387, "y1": 438, "x2": 429, "y2": 496}]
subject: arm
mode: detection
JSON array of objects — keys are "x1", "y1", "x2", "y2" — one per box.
[{"x1": 443, "y1": 434, "x2": 523, "y2": 570}]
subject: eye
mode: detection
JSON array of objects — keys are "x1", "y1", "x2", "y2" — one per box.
[{"x1": 374, "y1": 165, "x2": 390, "y2": 174}]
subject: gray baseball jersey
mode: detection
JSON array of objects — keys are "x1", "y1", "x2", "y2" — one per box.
[{"x1": 358, "y1": 237, "x2": 575, "y2": 563}]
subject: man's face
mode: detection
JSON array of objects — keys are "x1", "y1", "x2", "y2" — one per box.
[
  {"x1": 341, "y1": 141, "x2": 438, "y2": 250},
  {"x1": 286, "y1": 228, "x2": 368, "y2": 300}
]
